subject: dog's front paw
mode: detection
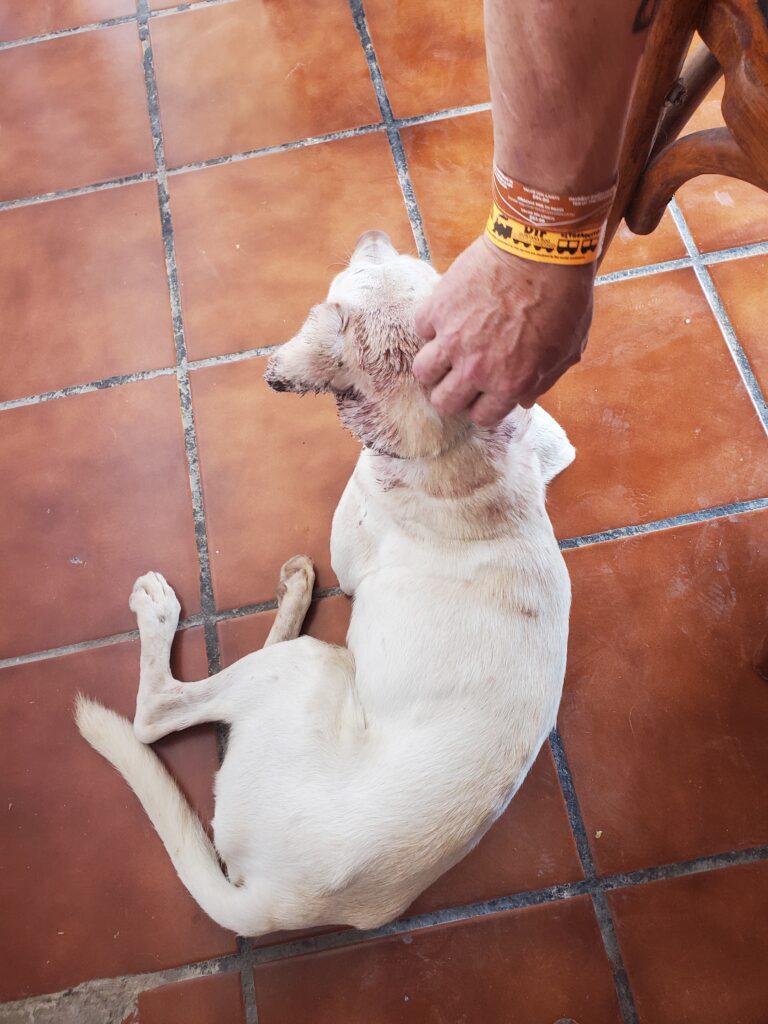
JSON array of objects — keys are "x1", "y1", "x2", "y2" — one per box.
[
  {"x1": 277, "y1": 555, "x2": 315, "y2": 602},
  {"x1": 129, "y1": 572, "x2": 181, "y2": 640}
]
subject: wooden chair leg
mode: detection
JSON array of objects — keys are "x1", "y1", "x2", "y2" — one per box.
[{"x1": 601, "y1": 0, "x2": 768, "y2": 261}]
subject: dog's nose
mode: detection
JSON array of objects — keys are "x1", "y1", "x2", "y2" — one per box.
[
  {"x1": 263, "y1": 365, "x2": 290, "y2": 392},
  {"x1": 353, "y1": 230, "x2": 395, "y2": 259},
  {"x1": 356, "y1": 229, "x2": 392, "y2": 247}
]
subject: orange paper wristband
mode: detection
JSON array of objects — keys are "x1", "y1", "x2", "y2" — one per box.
[{"x1": 485, "y1": 167, "x2": 617, "y2": 266}]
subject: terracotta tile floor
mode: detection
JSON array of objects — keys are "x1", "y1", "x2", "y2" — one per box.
[{"x1": 1, "y1": 2, "x2": 767, "y2": 1021}]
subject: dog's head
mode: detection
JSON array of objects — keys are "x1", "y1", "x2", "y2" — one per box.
[{"x1": 264, "y1": 231, "x2": 466, "y2": 459}]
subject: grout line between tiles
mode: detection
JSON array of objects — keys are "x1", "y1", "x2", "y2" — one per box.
[
  {"x1": 149, "y1": 0, "x2": 241, "y2": 18},
  {"x1": 4, "y1": 12, "x2": 766, "y2": 1018},
  {"x1": 669, "y1": 199, "x2": 768, "y2": 434},
  {"x1": 246, "y1": 843, "x2": 768, "y2": 969},
  {"x1": 3, "y1": 499, "x2": 766, "y2": 668},
  {"x1": 595, "y1": 237, "x2": 768, "y2": 284},
  {"x1": 0, "y1": 345, "x2": 281, "y2": 415},
  {"x1": 164, "y1": 98, "x2": 490, "y2": 177},
  {"x1": 166, "y1": 123, "x2": 388, "y2": 175},
  {"x1": 699, "y1": 238, "x2": 768, "y2": 265},
  {"x1": 557, "y1": 496, "x2": 768, "y2": 550},
  {"x1": 0, "y1": 14, "x2": 137, "y2": 50},
  {"x1": 0, "y1": 0, "x2": 240, "y2": 51},
  {"x1": 212, "y1": 598, "x2": 278, "y2": 622},
  {"x1": 595, "y1": 255, "x2": 693, "y2": 284},
  {"x1": 0, "y1": 616, "x2": 203, "y2": 672},
  {"x1": 0, "y1": 366, "x2": 176, "y2": 412},
  {"x1": 597, "y1": 845, "x2": 768, "y2": 891},
  {"x1": 549, "y1": 729, "x2": 639, "y2": 1024},
  {"x1": 249, "y1": 881, "x2": 593, "y2": 967},
  {"x1": 165, "y1": 96, "x2": 496, "y2": 177},
  {"x1": 0, "y1": 952, "x2": 242, "y2": 1021},
  {"x1": 5, "y1": 843, "x2": 767, "y2": 1014},
  {"x1": 0, "y1": 172, "x2": 156, "y2": 213},
  {"x1": 346, "y1": 0, "x2": 431, "y2": 261},
  {"x1": 2, "y1": 225, "x2": 765, "y2": 412},
  {"x1": 188, "y1": 344, "x2": 280, "y2": 370},
  {"x1": 238, "y1": 938, "x2": 259, "y2": 1024},
  {"x1": 211, "y1": 587, "x2": 344, "y2": 625},
  {"x1": 396, "y1": 101, "x2": 492, "y2": 128},
  {"x1": 136, "y1": 0, "x2": 222, "y2": 686}
]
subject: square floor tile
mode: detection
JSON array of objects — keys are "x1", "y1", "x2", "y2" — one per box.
[
  {"x1": 410, "y1": 742, "x2": 582, "y2": 915},
  {"x1": 0, "y1": 25, "x2": 154, "y2": 202},
  {"x1": 170, "y1": 134, "x2": 415, "y2": 361},
  {"x1": 541, "y1": 269, "x2": 768, "y2": 540},
  {"x1": 559, "y1": 511, "x2": 768, "y2": 875},
  {"x1": 150, "y1": 0, "x2": 380, "y2": 168},
  {"x1": 708, "y1": 253, "x2": 768, "y2": 397},
  {"x1": 0, "y1": 633, "x2": 234, "y2": 1002},
  {"x1": 0, "y1": 183, "x2": 174, "y2": 402},
  {"x1": 218, "y1": 600, "x2": 583, "y2": 920},
  {"x1": 252, "y1": 899, "x2": 622, "y2": 1024},
  {"x1": 0, "y1": 1, "x2": 133, "y2": 41},
  {"x1": 599, "y1": 210, "x2": 687, "y2": 275},
  {"x1": 675, "y1": 78, "x2": 768, "y2": 252},
  {"x1": 0, "y1": 376, "x2": 201, "y2": 659},
  {"x1": 402, "y1": 111, "x2": 686, "y2": 274},
  {"x1": 132, "y1": 971, "x2": 245, "y2": 1024},
  {"x1": 191, "y1": 359, "x2": 361, "y2": 611},
  {"x1": 365, "y1": 0, "x2": 487, "y2": 119},
  {"x1": 608, "y1": 863, "x2": 768, "y2": 1024},
  {"x1": 401, "y1": 110, "x2": 491, "y2": 272},
  {"x1": 217, "y1": 595, "x2": 352, "y2": 666}
]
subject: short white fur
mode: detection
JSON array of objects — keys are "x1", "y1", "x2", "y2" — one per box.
[{"x1": 75, "y1": 232, "x2": 575, "y2": 937}]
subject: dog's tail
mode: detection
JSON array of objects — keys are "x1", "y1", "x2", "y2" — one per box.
[{"x1": 74, "y1": 695, "x2": 267, "y2": 936}]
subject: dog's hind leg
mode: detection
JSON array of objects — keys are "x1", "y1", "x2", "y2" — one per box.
[
  {"x1": 130, "y1": 572, "x2": 235, "y2": 743},
  {"x1": 264, "y1": 555, "x2": 315, "y2": 646}
]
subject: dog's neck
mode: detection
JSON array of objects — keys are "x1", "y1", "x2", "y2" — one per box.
[
  {"x1": 363, "y1": 429, "x2": 468, "y2": 462},
  {"x1": 361, "y1": 416, "x2": 540, "y2": 542}
]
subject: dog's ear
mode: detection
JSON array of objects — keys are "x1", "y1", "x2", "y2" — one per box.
[
  {"x1": 352, "y1": 306, "x2": 422, "y2": 389},
  {"x1": 264, "y1": 302, "x2": 354, "y2": 395}
]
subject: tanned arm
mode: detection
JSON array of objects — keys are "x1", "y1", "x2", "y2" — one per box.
[{"x1": 413, "y1": 0, "x2": 653, "y2": 426}]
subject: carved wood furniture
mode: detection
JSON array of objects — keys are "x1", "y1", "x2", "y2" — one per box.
[{"x1": 601, "y1": 0, "x2": 768, "y2": 259}]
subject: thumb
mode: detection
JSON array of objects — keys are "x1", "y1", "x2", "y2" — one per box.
[{"x1": 414, "y1": 298, "x2": 437, "y2": 342}]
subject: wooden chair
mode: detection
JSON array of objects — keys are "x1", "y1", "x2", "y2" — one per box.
[{"x1": 601, "y1": 0, "x2": 768, "y2": 258}]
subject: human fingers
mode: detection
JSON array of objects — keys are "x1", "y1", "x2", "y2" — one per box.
[
  {"x1": 414, "y1": 301, "x2": 437, "y2": 342},
  {"x1": 466, "y1": 390, "x2": 517, "y2": 428},
  {"x1": 429, "y1": 368, "x2": 482, "y2": 416},
  {"x1": 413, "y1": 339, "x2": 453, "y2": 388},
  {"x1": 515, "y1": 352, "x2": 580, "y2": 408}
]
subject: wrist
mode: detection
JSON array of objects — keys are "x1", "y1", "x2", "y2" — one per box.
[
  {"x1": 484, "y1": 164, "x2": 615, "y2": 269},
  {"x1": 492, "y1": 149, "x2": 620, "y2": 198},
  {"x1": 480, "y1": 233, "x2": 596, "y2": 281}
]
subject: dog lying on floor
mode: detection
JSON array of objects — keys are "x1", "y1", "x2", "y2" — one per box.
[{"x1": 76, "y1": 230, "x2": 575, "y2": 937}]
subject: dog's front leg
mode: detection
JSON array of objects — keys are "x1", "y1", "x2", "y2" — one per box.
[
  {"x1": 130, "y1": 572, "x2": 234, "y2": 743},
  {"x1": 264, "y1": 555, "x2": 315, "y2": 646}
]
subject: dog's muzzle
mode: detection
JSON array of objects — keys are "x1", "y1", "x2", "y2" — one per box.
[{"x1": 264, "y1": 370, "x2": 290, "y2": 392}]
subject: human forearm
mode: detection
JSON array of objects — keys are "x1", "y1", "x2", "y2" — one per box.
[
  {"x1": 413, "y1": 1, "x2": 655, "y2": 426},
  {"x1": 485, "y1": 0, "x2": 649, "y2": 193}
]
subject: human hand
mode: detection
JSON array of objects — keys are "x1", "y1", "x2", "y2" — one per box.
[{"x1": 413, "y1": 236, "x2": 596, "y2": 426}]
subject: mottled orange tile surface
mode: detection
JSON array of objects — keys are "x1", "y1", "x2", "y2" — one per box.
[{"x1": 2, "y1": 2, "x2": 767, "y2": 1019}]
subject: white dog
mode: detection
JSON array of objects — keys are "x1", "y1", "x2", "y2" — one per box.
[{"x1": 76, "y1": 231, "x2": 574, "y2": 937}]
